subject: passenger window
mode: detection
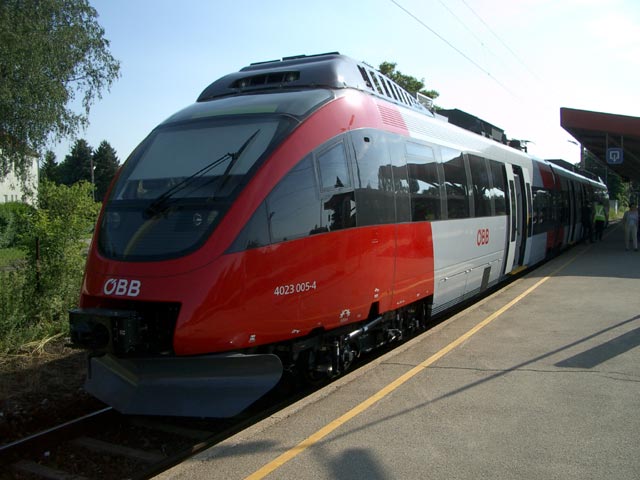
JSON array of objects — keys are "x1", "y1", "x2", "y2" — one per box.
[
  {"x1": 489, "y1": 161, "x2": 507, "y2": 215},
  {"x1": 318, "y1": 142, "x2": 351, "y2": 190},
  {"x1": 532, "y1": 187, "x2": 550, "y2": 233},
  {"x1": 267, "y1": 156, "x2": 322, "y2": 242},
  {"x1": 442, "y1": 149, "x2": 470, "y2": 219},
  {"x1": 351, "y1": 130, "x2": 395, "y2": 226},
  {"x1": 321, "y1": 191, "x2": 356, "y2": 231},
  {"x1": 387, "y1": 135, "x2": 411, "y2": 223},
  {"x1": 560, "y1": 178, "x2": 570, "y2": 223},
  {"x1": 406, "y1": 142, "x2": 442, "y2": 221},
  {"x1": 467, "y1": 155, "x2": 493, "y2": 217}
]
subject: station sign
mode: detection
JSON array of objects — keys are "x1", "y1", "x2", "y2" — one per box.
[{"x1": 606, "y1": 148, "x2": 624, "y2": 165}]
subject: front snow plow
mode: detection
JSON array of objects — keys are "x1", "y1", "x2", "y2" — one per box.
[
  {"x1": 85, "y1": 352, "x2": 283, "y2": 417},
  {"x1": 69, "y1": 307, "x2": 283, "y2": 417}
]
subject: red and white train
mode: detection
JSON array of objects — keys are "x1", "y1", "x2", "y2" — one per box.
[{"x1": 70, "y1": 53, "x2": 608, "y2": 417}]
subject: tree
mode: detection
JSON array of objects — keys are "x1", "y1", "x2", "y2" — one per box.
[
  {"x1": 379, "y1": 62, "x2": 440, "y2": 100},
  {"x1": 0, "y1": 0, "x2": 120, "y2": 178},
  {"x1": 58, "y1": 139, "x2": 93, "y2": 187},
  {"x1": 40, "y1": 150, "x2": 59, "y2": 184},
  {"x1": 92, "y1": 140, "x2": 120, "y2": 201},
  {"x1": 583, "y1": 150, "x2": 624, "y2": 201}
]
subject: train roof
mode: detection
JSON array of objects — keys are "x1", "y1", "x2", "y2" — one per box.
[
  {"x1": 197, "y1": 52, "x2": 433, "y2": 116},
  {"x1": 547, "y1": 159, "x2": 605, "y2": 183},
  {"x1": 195, "y1": 53, "x2": 606, "y2": 192}
]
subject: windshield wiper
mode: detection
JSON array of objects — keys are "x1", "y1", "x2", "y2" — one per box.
[
  {"x1": 215, "y1": 129, "x2": 261, "y2": 195},
  {"x1": 143, "y1": 129, "x2": 261, "y2": 218}
]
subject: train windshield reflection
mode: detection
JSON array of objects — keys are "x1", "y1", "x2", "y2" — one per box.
[{"x1": 99, "y1": 117, "x2": 287, "y2": 261}]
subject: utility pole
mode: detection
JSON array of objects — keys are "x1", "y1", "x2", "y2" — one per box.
[{"x1": 90, "y1": 156, "x2": 95, "y2": 201}]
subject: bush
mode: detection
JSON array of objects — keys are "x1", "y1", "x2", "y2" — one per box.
[
  {"x1": 0, "y1": 201, "x2": 35, "y2": 248},
  {"x1": 0, "y1": 180, "x2": 100, "y2": 352}
]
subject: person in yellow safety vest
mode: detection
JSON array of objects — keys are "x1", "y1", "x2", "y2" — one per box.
[{"x1": 593, "y1": 201, "x2": 606, "y2": 241}]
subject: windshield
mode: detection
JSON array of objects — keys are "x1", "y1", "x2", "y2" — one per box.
[
  {"x1": 113, "y1": 120, "x2": 276, "y2": 202},
  {"x1": 98, "y1": 117, "x2": 291, "y2": 261},
  {"x1": 98, "y1": 89, "x2": 334, "y2": 262}
]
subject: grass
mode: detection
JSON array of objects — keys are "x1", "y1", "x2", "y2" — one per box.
[
  {"x1": 0, "y1": 247, "x2": 26, "y2": 268},
  {"x1": 0, "y1": 273, "x2": 70, "y2": 355}
]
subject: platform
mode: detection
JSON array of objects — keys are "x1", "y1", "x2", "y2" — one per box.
[{"x1": 158, "y1": 223, "x2": 640, "y2": 480}]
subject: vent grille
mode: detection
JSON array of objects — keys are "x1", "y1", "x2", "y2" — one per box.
[{"x1": 378, "y1": 105, "x2": 407, "y2": 130}]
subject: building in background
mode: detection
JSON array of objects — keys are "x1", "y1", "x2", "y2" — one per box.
[{"x1": 0, "y1": 155, "x2": 39, "y2": 204}]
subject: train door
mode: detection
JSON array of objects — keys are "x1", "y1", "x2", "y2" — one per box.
[
  {"x1": 568, "y1": 181, "x2": 576, "y2": 243},
  {"x1": 504, "y1": 165, "x2": 526, "y2": 274}
]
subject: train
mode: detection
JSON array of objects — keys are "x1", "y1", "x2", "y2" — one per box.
[{"x1": 69, "y1": 53, "x2": 608, "y2": 417}]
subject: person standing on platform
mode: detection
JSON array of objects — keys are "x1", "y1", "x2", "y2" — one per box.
[
  {"x1": 622, "y1": 204, "x2": 638, "y2": 251},
  {"x1": 581, "y1": 202, "x2": 593, "y2": 243},
  {"x1": 593, "y1": 200, "x2": 606, "y2": 241}
]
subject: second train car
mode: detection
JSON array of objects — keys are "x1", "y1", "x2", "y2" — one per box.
[{"x1": 70, "y1": 53, "x2": 608, "y2": 417}]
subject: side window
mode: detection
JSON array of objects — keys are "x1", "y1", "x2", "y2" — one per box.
[
  {"x1": 467, "y1": 154, "x2": 493, "y2": 217},
  {"x1": 232, "y1": 137, "x2": 359, "y2": 250},
  {"x1": 509, "y1": 180, "x2": 517, "y2": 241},
  {"x1": 267, "y1": 156, "x2": 322, "y2": 242},
  {"x1": 318, "y1": 142, "x2": 351, "y2": 189},
  {"x1": 317, "y1": 141, "x2": 356, "y2": 231},
  {"x1": 559, "y1": 177, "x2": 570, "y2": 223},
  {"x1": 406, "y1": 142, "x2": 442, "y2": 221},
  {"x1": 387, "y1": 135, "x2": 411, "y2": 223},
  {"x1": 442, "y1": 149, "x2": 470, "y2": 219},
  {"x1": 532, "y1": 186, "x2": 550, "y2": 233},
  {"x1": 489, "y1": 160, "x2": 507, "y2": 215},
  {"x1": 351, "y1": 130, "x2": 395, "y2": 226}
]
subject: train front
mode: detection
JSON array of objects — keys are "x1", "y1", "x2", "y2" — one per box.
[{"x1": 69, "y1": 90, "x2": 333, "y2": 417}]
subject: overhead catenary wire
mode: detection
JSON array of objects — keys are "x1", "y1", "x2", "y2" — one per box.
[
  {"x1": 389, "y1": 0, "x2": 520, "y2": 100},
  {"x1": 438, "y1": 0, "x2": 489, "y2": 52},
  {"x1": 438, "y1": 0, "x2": 510, "y2": 71},
  {"x1": 459, "y1": 0, "x2": 543, "y2": 82}
]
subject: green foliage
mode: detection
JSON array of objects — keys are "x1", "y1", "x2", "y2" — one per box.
[
  {"x1": 0, "y1": 0, "x2": 120, "y2": 178},
  {"x1": 0, "y1": 269, "x2": 29, "y2": 352},
  {"x1": 0, "y1": 201, "x2": 35, "y2": 248},
  {"x1": 582, "y1": 150, "x2": 625, "y2": 201},
  {"x1": 606, "y1": 169, "x2": 623, "y2": 203},
  {"x1": 379, "y1": 61, "x2": 440, "y2": 99},
  {"x1": 0, "y1": 180, "x2": 99, "y2": 352},
  {"x1": 58, "y1": 139, "x2": 93, "y2": 187},
  {"x1": 40, "y1": 150, "x2": 59, "y2": 183},
  {"x1": 49, "y1": 139, "x2": 120, "y2": 202},
  {"x1": 0, "y1": 247, "x2": 25, "y2": 267},
  {"x1": 618, "y1": 182, "x2": 632, "y2": 207},
  {"x1": 92, "y1": 140, "x2": 120, "y2": 201}
]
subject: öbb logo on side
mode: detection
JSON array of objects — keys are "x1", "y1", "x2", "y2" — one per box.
[
  {"x1": 103, "y1": 278, "x2": 141, "y2": 297},
  {"x1": 476, "y1": 228, "x2": 490, "y2": 246}
]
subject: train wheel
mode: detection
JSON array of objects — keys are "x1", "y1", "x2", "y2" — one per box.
[{"x1": 298, "y1": 348, "x2": 332, "y2": 386}]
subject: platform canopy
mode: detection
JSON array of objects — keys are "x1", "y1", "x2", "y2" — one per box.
[{"x1": 560, "y1": 107, "x2": 640, "y2": 183}]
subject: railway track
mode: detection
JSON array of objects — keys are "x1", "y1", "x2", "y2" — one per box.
[
  {"x1": 0, "y1": 381, "x2": 308, "y2": 480},
  {"x1": 0, "y1": 264, "x2": 530, "y2": 480}
]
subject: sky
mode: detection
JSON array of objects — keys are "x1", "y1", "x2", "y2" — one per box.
[{"x1": 51, "y1": 0, "x2": 640, "y2": 166}]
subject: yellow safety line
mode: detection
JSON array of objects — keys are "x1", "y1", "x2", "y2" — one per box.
[{"x1": 244, "y1": 252, "x2": 583, "y2": 480}]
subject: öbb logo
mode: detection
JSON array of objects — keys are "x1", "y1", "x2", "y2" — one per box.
[
  {"x1": 476, "y1": 228, "x2": 490, "y2": 246},
  {"x1": 103, "y1": 278, "x2": 141, "y2": 297}
]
